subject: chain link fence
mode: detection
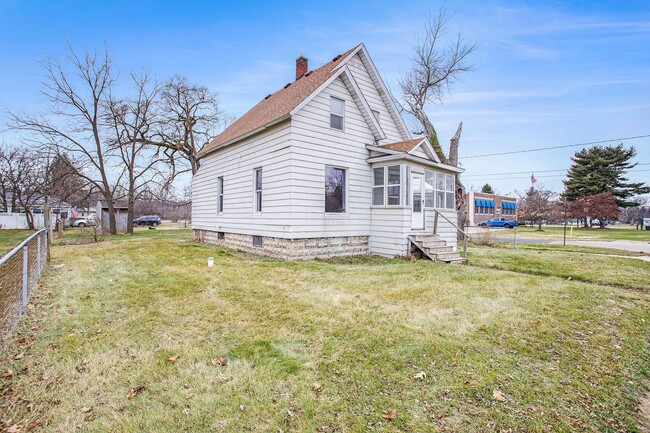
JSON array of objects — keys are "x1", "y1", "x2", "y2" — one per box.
[{"x1": 0, "y1": 228, "x2": 49, "y2": 349}]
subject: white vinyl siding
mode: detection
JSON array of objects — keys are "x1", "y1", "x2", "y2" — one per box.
[
  {"x1": 191, "y1": 120, "x2": 292, "y2": 237},
  {"x1": 289, "y1": 75, "x2": 375, "y2": 237},
  {"x1": 346, "y1": 53, "x2": 406, "y2": 142}
]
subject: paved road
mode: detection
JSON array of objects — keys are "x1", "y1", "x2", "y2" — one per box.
[{"x1": 483, "y1": 236, "x2": 650, "y2": 254}]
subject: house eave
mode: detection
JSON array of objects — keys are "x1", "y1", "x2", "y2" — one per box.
[
  {"x1": 366, "y1": 153, "x2": 464, "y2": 173},
  {"x1": 197, "y1": 114, "x2": 292, "y2": 158}
]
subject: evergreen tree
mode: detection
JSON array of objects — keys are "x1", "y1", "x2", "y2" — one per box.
[
  {"x1": 481, "y1": 183, "x2": 495, "y2": 194},
  {"x1": 563, "y1": 144, "x2": 649, "y2": 207}
]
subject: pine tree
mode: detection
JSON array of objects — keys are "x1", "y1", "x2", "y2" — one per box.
[
  {"x1": 563, "y1": 144, "x2": 649, "y2": 207},
  {"x1": 481, "y1": 183, "x2": 494, "y2": 194}
]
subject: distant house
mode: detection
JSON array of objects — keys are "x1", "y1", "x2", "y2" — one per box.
[
  {"x1": 0, "y1": 192, "x2": 71, "y2": 229},
  {"x1": 95, "y1": 201, "x2": 128, "y2": 234},
  {"x1": 465, "y1": 191, "x2": 518, "y2": 226},
  {"x1": 192, "y1": 44, "x2": 464, "y2": 261}
]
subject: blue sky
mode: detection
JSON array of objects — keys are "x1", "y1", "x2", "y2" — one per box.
[{"x1": 1, "y1": 0, "x2": 649, "y2": 196}]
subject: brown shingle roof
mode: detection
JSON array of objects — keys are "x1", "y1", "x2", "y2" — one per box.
[
  {"x1": 199, "y1": 45, "x2": 361, "y2": 156},
  {"x1": 377, "y1": 138, "x2": 425, "y2": 153}
]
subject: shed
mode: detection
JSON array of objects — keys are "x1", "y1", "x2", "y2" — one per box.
[{"x1": 95, "y1": 200, "x2": 129, "y2": 234}]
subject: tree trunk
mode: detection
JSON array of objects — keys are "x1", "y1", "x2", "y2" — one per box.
[
  {"x1": 126, "y1": 182, "x2": 135, "y2": 235},
  {"x1": 25, "y1": 207, "x2": 35, "y2": 230},
  {"x1": 105, "y1": 199, "x2": 117, "y2": 235},
  {"x1": 537, "y1": 220, "x2": 542, "y2": 231}
]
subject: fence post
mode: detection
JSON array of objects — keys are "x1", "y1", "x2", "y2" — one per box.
[
  {"x1": 37, "y1": 234, "x2": 42, "y2": 275},
  {"x1": 22, "y1": 245, "x2": 28, "y2": 314}
]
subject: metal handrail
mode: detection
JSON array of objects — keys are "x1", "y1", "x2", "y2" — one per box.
[
  {"x1": 0, "y1": 228, "x2": 47, "y2": 265},
  {"x1": 433, "y1": 209, "x2": 469, "y2": 258}
]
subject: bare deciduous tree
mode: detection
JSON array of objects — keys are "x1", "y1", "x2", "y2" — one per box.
[
  {"x1": 106, "y1": 73, "x2": 168, "y2": 234},
  {"x1": 518, "y1": 185, "x2": 556, "y2": 231},
  {"x1": 9, "y1": 45, "x2": 123, "y2": 234},
  {"x1": 398, "y1": 6, "x2": 477, "y2": 234},
  {"x1": 151, "y1": 76, "x2": 232, "y2": 176},
  {"x1": 0, "y1": 145, "x2": 47, "y2": 229}
]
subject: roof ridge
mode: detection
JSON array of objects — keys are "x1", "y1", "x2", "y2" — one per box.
[{"x1": 198, "y1": 44, "x2": 362, "y2": 156}]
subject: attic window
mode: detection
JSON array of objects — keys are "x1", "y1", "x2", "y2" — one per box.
[
  {"x1": 330, "y1": 97, "x2": 344, "y2": 130},
  {"x1": 372, "y1": 110, "x2": 380, "y2": 123}
]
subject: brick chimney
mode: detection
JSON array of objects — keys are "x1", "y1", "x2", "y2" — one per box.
[{"x1": 295, "y1": 55, "x2": 308, "y2": 80}]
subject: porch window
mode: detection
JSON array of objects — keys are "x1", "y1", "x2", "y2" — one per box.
[
  {"x1": 371, "y1": 165, "x2": 408, "y2": 206},
  {"x1": 434, "y1": 172, "x2": 455, "y2": 209},
  {"x1": 325, "y1": 166, "x2": 346, "y2": 213},
  {"x1": 372, "y1": 167, "x2": 385, "y2": 205},
  {"x1": 424, "y1": 170, "x2": 435, "y2": 207},
  {"x1": 254, "y1": 168, "x2": 262, "y2": 213},
  {"x1": 330, "y1": 97, "x2": 344, "y2": 130},
  {"x1": 387, "y1": 165, "x2": 401, "y2": 205},
  {"x1": 217, "y1": 176, "x2": 224, "y2": 213}
]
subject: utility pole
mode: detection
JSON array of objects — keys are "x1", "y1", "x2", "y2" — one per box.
[{"x1": 563, "y1": 198, "x2": 568, "y2": 246}]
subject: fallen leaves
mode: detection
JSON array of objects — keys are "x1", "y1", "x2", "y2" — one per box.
[
  {"x1": 6, "y1": 424, "x2": 21, "y2": 433},
  {"x1": 413, "y1": 371, "x2": 427, "y2": 380},
  {"x1": 312, "y1": 382, "x2": 322, "y2": 393},
  {"x1": 168, "y1": 355, "x2": 180, "y2": 363},
  {"x1": 382, "y1": 409, "x2": 395, "y2": 421},
  {"x1": 184, "y1": 393, "x2": 194, "y2": 399},
  {"x1": 1, "y1": 370, "x2": 14, "y2": 378},
  {"x1": 127, "y1": 385, "x2": 147, "y2": 399},
  {"x1": 210, "y1": 357, "x2": 227, "y2": 366},
  {"x1": 80, "y1": 406, "x2": 93, "y2": 413},
  {"x1": 492, "y1": 389, "x2": 507, "y2": 402}
]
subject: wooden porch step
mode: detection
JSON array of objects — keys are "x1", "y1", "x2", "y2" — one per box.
[{"x1": 408, "y1": 236, "x2": 466, "y2": 264}]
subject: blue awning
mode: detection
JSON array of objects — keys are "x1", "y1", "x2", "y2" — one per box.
[
  {"x1": 475, "y1": 199, "x2": 482, "y2": 207},
  {"x1": 486, "y1": 200, "x2": 495, "y2": 208},
  {"x1": 503, "y1": 202, "x2": 511, "y2": 209}
]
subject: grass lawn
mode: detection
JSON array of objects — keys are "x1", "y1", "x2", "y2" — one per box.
[
  {"x1": 1, "y1": 230, "x2": 649, "y2": 432},
  {"x1": 468, "y1": 244, "x2": 650, "y2": 290},
  {"x1": 490, "y1": 224, "x2": 650, "y2": 242},
  {"x1": 0, "y1": 230, "x2": 37, "y2": 257}
]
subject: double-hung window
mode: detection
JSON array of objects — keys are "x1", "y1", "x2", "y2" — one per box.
[
  {"x1": 372, "y1": 167, "x2": 385, "y2": 205},
  {"x1": 254, "y1": 168, "x2": 262, "y2": 213},
  {"x1": 217, "y1": 176, "x2": 224, "y2": 213},
  {"x1": 371, "y1": 165, "x2": 406, "y2": 206},
  {"x1": 325, "y1": 166, "x2": 346, "y2": 213},
  {"x1": 330, "y1": 97, "x2": 344, "y2": 130}
]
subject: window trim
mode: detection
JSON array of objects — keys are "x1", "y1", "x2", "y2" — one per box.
[
  {"x1": 217, "y1": 176, "x2": 224, "y2": 214},
  {"x1": 325, "y1": 165, "x2": 347, "y2": 214},
  {"x1": 329, "y1": 96, "x2": 345, "y2": 131},
  {"x1": 254, "y1": 168, "x2": 263, "y2": 213},
  {"x1": 371, "y1": 109, "x2": 380, "y2": 123}
]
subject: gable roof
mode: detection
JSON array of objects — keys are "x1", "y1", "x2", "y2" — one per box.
[
  {"x1": 377, "y1": 138, "x2": 425, "y2": 153},
  {"x1": 198, "y1": 45, "x2": 361, "y2": 156}
]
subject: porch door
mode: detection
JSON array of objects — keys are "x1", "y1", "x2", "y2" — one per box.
[{"x1": 411, "y1": 173, "x2": 425, "y2": 229}]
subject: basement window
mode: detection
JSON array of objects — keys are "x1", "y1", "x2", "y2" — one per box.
[
  {"x1": 217, "y1": 232, "x2": 225, "y2": 240},
  {"x1": 252, "y1": 235, "x2": 263, "y2": 247}
]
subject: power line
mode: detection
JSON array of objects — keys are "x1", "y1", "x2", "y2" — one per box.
[
  {"x1": 464, "y1": 168, "x2": 650, "y2": 182},
  {"x1": 461, "y1": 135, "x2": 650, "y2": 159},
  {"x1": 462, "y1": 162, "x2": 650, "y2": 178}
]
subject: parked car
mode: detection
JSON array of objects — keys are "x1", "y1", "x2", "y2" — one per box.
[
  {"x1": 135, "y1": 215, "x2": 162, "y2": 227},
  {"x1": 478, "y1": 218, "x2": 518, "y2": 229},
  {"x1": 71, "y1": 218, "x2": 96, "y2": 228}
]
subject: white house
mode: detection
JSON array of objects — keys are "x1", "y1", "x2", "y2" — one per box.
[{"x1": 192, "y1": 44, "x2": 464, "y2": 261}]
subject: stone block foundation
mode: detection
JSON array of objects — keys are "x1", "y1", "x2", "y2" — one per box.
[{"x1": 193, "y1": 230, "x2": 369, "y2": 260}]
